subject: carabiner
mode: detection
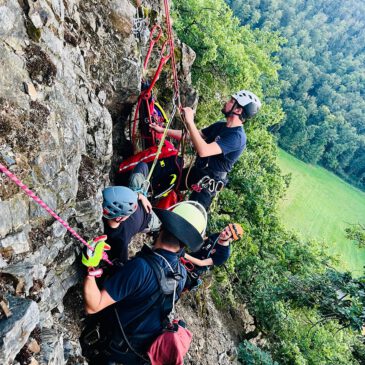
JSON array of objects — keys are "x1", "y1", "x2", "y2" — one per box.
[
  {"x1": 180, "y1": 257, "x2": 195, "y2": 272},
  {"x1": 215, "y1": 180, "x2": 225, "y2": 192},
  {"x1": 208, "y1": 179, "x2": 215, "y2": 193}
]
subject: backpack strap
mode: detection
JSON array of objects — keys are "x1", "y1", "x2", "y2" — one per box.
[
  {"x1": 113, "y1": 246, "x2": 184, "y2": 358},
  {"x1": 206, "y1": 236, "x2": 219, "y2": 259}
]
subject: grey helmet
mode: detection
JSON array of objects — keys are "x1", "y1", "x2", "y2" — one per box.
[
  {"x1": 102, "y1": 186, "x2": 138, "y2": 219},
  {"x1": 232, "y1": 90, "x2": 262, "y2": 119}
]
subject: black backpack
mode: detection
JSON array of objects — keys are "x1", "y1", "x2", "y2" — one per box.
[{"x1": 125, "y1": 245, "x2": 184, "y2": 325}]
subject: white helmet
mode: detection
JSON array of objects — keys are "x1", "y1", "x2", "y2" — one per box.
[{"x1": 232, "y1": 90, "x2": 262, "y2": 119}]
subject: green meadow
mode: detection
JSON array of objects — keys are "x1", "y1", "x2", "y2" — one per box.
[{"x1": 278, "y1": 149, "x2": 365, "y2": 275}]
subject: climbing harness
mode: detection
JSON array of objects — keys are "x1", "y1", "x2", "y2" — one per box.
[{"x1": 0, "y1": 163, "x2": 112, "y2": 265}]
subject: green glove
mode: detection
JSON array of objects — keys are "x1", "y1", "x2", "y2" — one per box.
[{"x1": 82, "y1": 235, "x2": 111, "y2": 268}]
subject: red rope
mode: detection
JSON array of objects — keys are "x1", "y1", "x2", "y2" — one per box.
[
  {"x1": 131, "y1": 0, "x2": 182, "y2": 150},
  {"x1": 163, "y1": 0, "x2": 181, "y2": 108}
]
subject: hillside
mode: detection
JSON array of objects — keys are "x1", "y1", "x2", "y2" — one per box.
[
  {"x1": 278, "y1": 149, "x2": 365, "y2": 274},
  {"x1": 227, "y1": 0, "x2": 365, "y2": 189}
]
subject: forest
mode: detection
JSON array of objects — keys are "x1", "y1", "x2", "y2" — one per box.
[
  {"x1": 173, "y1": 0, "x2": 365, "y2": 363},
  {"x1": 226, "y1": 0, "x2": 365, "y2": 190}
]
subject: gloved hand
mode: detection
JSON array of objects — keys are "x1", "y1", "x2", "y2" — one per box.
[
  {"x1": 87, "y1": 267, "x2": 104, "y2": 278},
  {"x1": 82, "y1": 235, "x2": 110, "y2": 269}
]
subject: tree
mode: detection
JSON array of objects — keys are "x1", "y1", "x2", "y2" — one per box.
[{"x1": 346, "y1": 224, "x2": 365, "y2": 248}]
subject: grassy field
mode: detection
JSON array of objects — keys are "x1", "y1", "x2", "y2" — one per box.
[{"x1": 278, "y1": 149, "x2": 365, "y2": 275}]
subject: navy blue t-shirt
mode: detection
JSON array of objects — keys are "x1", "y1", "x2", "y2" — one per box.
[
  {"x1": 195, "y1": 120, "x2": 246, "y2": 173},
  {"x1": 103, "y1": 201, "x2": 151, "y2": 263},
  {"x1": 191, "y1": 233, "x2": 231, "y2": 267},
  {"x1": 103, "y1": 248, "x2": 187, "y2": 336}
]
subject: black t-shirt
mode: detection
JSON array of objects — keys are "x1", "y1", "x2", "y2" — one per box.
[
  {"x1": 195, "y1": 121, "x2": 246, "y2": 173},
  {"x1": 190, "y1": 233, "x2": 231, "y2": 267},
  {"x1": 103, "y1": 201, "x2": 151, "y2": 263},
  {"x1": 103, "y1": 248, "x2": 187, "y2": 336}
]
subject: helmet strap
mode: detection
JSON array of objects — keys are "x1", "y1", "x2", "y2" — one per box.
[{"x1": 222, "y1": 100, "x2": 243, "y2": 119}]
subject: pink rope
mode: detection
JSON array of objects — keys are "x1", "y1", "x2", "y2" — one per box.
[{"x1": 0, "y1": 163, "x2": 112, "y2": 265}]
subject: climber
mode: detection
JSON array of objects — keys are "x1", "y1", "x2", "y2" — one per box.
[
  {"x1": 103, "y1": 162, "x2": 161, "y2": 263},
  {"x1": 182, "y1": 223, "x2": 244, "y2": 291},
  {"x1": 80, "y1": 201, "x2": 208, "y2": 365},
  {"x1": 150, "y1": 90, "x2": 262, "y2": 210}
]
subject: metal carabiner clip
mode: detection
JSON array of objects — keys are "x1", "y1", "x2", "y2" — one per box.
[
  {"x1": 215, "y1": 180, "x2": 225, "y2": 192},
  {"x1": 208, "y1": 179, "x2": 216, "y2": 193},
  {"x1": 199, "y1": 176, "x2": 211, "y2": 189}
]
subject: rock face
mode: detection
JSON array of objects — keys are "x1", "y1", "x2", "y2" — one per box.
[
  {"x1": 0, "y1": 296, "x2": 39, "y2": 364},
  {"x1": 0, "y1": 0, "x2": 135, "y2": 361},
  {"x1": 0, "y1": 0, "x2": 245, "y2": 363}
]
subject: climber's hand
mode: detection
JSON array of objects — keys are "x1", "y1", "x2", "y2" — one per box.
[
  {"x1": 138, "y1": 193, "x2": 152, "y2": 214},
  {"x1": 181, "y1": 107, "x2": 195, "y2": 126},
  {"x1": 87, "y1": 267, "x2": 104, "y2": 278},
  {"x1": 149, "y1": 122, "x2": 165, "y2": 134}
]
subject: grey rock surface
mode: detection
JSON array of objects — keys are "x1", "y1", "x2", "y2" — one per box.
[
  {"x1": 1, "y1": 261, "x2": 47, "y2": 295},
  {"x1": 0, "y1": 296, "x2": 39, "y2": 365},
  {"x1": 0, "y1": 227, "x2": 31, "y2": 255},
  {"x1": 39, "y1": 328, "x2": 64, "y2": 365}
]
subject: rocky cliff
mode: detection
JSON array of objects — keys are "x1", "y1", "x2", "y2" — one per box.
[{"x1": 0, "y1": 0, "x2": 250, "y2": 364}]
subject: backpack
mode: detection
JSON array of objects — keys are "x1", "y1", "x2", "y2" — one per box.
[{"x1": 147, "y1": 320, "x2": 192, "y2": 365}]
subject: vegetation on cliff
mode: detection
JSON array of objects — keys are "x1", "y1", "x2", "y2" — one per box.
[{"x1": 173, "y1": 0, "x2": 365, "y2": 363}]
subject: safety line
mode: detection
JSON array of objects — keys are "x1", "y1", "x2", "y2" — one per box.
[{"x1": 0, "y1": 163, "x2": 112, "y2": 265}]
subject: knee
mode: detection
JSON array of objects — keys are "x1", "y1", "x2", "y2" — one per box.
[{"x1": 133, "y1": 162, "x2": 149, "y2": 177}]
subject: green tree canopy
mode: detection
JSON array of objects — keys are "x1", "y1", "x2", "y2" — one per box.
[{"x1": 227, "y1": 0, "x2": 365, "y2": 189}]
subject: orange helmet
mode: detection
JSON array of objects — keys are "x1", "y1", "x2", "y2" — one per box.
[{"x1": 228, "y1": 223, "x2": 244, "y2": 241}]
